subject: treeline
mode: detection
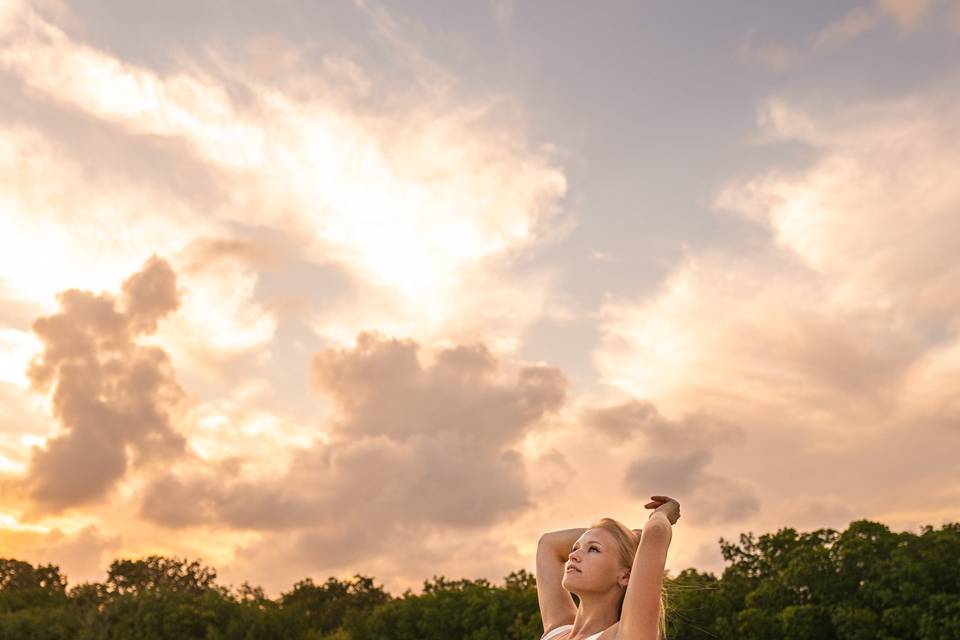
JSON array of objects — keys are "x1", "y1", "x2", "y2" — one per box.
[{"x1": 1, "y1": 519, "x2": 958, "y2": 639}]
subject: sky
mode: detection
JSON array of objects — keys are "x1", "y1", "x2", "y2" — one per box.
[{"x1": 1, "y1": 0, "x2": 959, "y2": 596}]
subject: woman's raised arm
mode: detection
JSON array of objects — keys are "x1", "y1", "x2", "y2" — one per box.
[
  {"x1": 618, "y1": 497, "x2": 679, "y2": 640},
  {"x1": 536, "y1": 528, "x2": 583, "y2": 633}
]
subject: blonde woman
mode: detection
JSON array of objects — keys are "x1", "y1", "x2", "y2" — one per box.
[{"x1": 535, "y1": 496, "x2": 680, "y2": 640}]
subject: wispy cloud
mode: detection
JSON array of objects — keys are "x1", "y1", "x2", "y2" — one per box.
[
  {"x1": 810, "y1": 6, "x2": 881, "y2": 50},
  {"x1": 742, "y1": 0, "x2": 953, "y2": 70}
]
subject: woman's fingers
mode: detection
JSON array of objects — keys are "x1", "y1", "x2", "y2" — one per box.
[{"x1": 645, "y1": 495, "x2": 681, "y2": 526}]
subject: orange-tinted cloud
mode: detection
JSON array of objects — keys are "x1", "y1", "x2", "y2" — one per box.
[
  {"x1": 23, "y1": 256, "x2": 186, "y2": 513},
  {"x1": 0, "y1": 522, "x2": 121, "y2": 583},
  {"x1": 137, "y1": 333, "x2": 566, "y2": 586}
]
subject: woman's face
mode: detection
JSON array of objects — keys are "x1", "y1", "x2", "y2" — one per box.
[{"x1": 561, "y1": 527, "x2": 629, "y2": 595}]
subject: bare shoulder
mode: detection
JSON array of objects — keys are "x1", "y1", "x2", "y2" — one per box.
[{"x1": 597, "y1": 621, "x2": 620, "y2": 639}]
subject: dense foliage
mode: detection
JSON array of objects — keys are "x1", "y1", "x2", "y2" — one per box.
[{"x1": 0, "y1": 519, "x2": 957, "y2": 639}]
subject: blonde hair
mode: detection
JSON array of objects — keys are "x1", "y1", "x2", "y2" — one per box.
[{"x1": 590, "y1": 517, "x2": 668, "y2": 639}]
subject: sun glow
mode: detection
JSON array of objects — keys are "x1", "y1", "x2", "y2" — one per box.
[{"x1": 0, "y1": 5, "x2": 566, "y2": 345}]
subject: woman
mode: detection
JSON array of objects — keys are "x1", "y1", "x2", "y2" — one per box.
[{"x1": 535, "y1": 495, "x2": 681, "y2": 640}]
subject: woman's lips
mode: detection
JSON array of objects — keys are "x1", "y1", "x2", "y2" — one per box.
[{"x1": 565, "y1": 566, "x2": 581, "y2": 573}]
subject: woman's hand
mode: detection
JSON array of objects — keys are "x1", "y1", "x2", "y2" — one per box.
[{"x1": 644, "y1": 495, "x2": 681, "y2": 525}]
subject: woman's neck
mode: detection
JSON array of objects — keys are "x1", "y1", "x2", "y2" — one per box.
[{"x1": 569, "y1": 591, "x2": 620, "y2": 638}]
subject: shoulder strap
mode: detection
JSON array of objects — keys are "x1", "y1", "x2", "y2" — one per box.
[{"x1": 541, "y1": 624, "x2": 573, "y2": 640}]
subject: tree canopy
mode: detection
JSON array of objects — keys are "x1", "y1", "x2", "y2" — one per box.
[{"x1": 0, "y1": 519, "x2": 957, "y2": 639}]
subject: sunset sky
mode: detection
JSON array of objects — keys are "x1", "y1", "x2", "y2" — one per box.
[{"x1": 1, "y1": 0, "x2": 959, "y2": 596}]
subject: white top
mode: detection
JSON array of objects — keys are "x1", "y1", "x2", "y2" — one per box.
[{"x1": 541, "y1": 624, "x2": 603, "y2": 640}]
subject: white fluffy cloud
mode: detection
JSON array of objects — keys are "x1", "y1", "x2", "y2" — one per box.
[{"x1": 596, "y1": 91, "x2": 960, "y2": 532}]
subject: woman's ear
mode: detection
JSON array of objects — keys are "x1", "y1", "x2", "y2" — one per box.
[{"x1": 618, "y1": 568, "x2": 630, "y2": 588}]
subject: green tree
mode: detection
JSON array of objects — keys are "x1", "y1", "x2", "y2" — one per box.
[
  {"x1": 279, "y1": 574, "x2": 389, "y2": 637},
  {"x1": 1, "y1": 518, "x2": 958, "y2": 639},
  {"x1": 346, "y1": 573, "x2": 539, "y2": 640},
  {"x1": 0, "y1": 559, "x2": 76, "y2": 639},
  {"x1": 82, "y1": 556, "x2": 230, "y2": 640},
  {"x1": 778, "y1": 604, "x2": 834, "y2": 640},
  {"x1": 830, "y1": 606, "x2": 879, "y2": 640},
  {"x1": 104, "y1": 556, "x2": 219, "y2": 597},
  {"x1": 735, "y1": 607, "x2": 780, "y2": 640},
  {"x1": 0, "y1": 559, "x2": 69, "y2": 612},
  {"x1": 919, "y1": 593, "x2": 960, "y2": 640},
  {"x1": 661, "y1": 568, "x2": 725, "y2": 640}
]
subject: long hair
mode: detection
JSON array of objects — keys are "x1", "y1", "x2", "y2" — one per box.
[{"x1": 590, "y1": 517, "x2": 668, "y2": 639}]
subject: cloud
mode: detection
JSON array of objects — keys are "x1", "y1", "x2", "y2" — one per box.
[
  {"x1": 813, "y1": 1, "x2": 939, "y2": 49},
  {"x1": 738, "y1": 39, "x2": 792, "y2": 72},
  {"x1": 583, "y1": 399, "x2": 744, "y2": 447},
  {"x1": 0, "y1": 329, "x2": 42, "y2": 387},
  {"x1": 0, "y1": 0, "x2": 574, "y2": 591},
  {"x1": 594, "y1": 89, "x2": 960, "y2": 533},
  {"x1": 138, "y1": 333, "x2": 566, "y2": 579},
  {"x1": 625, "y1": 450, "x2": 710, "y2": 496},
  {"x1": 810, "y1": 6, "x2": 881, "y2": 50},
  {"x1": 597, "y1": 253, "x2": 921, "y2": 426},
  {"x1": 0, "y1": 2, "x2": 569, "y2": 348},
  {"x1": 0, "y1": 122, "x2": 215, "y2": 308},
  {"x1": 312, "y1": 336, "x2": 565, "y2": 443},
  {"x1": 601, "y1": 88, "x2": 960, "y2": 414},
  {"x1": 729, "y1": 94, "x2": 960, "y2": 322},
  {"x1": 31, "y1": 524, "x2": 122, "y2": 582},
  {"x1": 0, "y1": 119, "x2": 275, "y2": 374},
  {"x1": 744, "y1": 0, "x2": 950, "y2": 70},
  {"x1": 584, "y1": 400, "x2": 758, "y2": 525},
  {"x1": 812, "y1": 0, "x2": 941, "y2": 47},
  {"x1": 22, "y1": 256, "x2": 187, "y2": 513},
  {"x1": 876, "y1": 0, "x2": 934, "y2": 27},
  {"x1": 0, "y1": 522, "x2": 121, "y2": 584},
  {"x1": 220, "y1": 518, "x2": 530, "y2": 596}
]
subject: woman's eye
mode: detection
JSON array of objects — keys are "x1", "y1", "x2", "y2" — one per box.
[{"x1": 589, "y1": 547, "x2": 598, "y2": 552}]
